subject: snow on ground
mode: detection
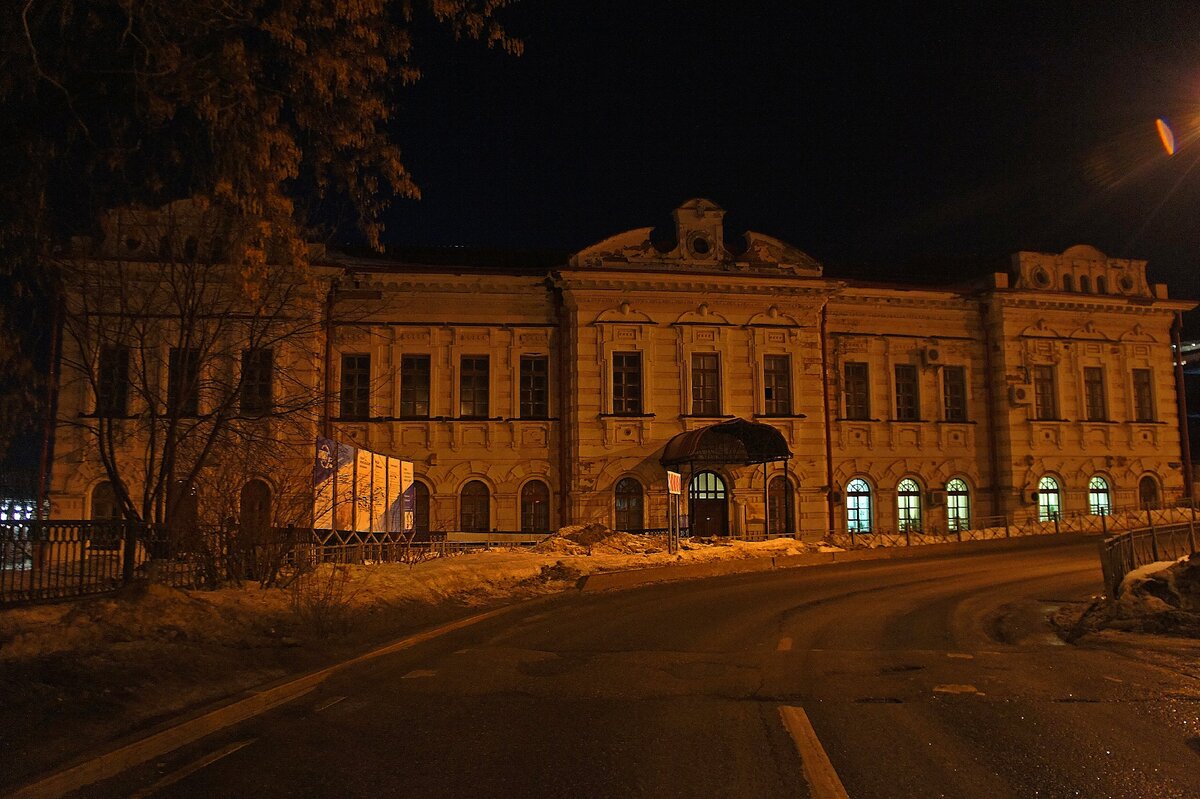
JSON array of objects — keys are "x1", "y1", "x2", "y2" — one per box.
[
  {"x1": 0, "y1": 529, "x2": 834, "y2": 785},
  {"x1": 1115, "y1": 553, "x2": 1200, "y2": 617}
]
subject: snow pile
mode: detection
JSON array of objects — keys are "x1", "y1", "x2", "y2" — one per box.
[
  {"x1": 1115, "y1": 553, "x2": 1200, "y2": 617},
  {"x1": 530, "y1": 523, "x2": 666, "y2": 556}
]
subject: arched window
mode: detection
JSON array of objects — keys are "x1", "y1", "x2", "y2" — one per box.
[
  {"x1": 412, "y1": 481, "x2": 430, "y2": 534},
  {"x1": 1088, "y1": 476, "x2": 1111, "y2": 516},
  {"x1": 1037, "y1": 476, "x2": 1060, "y2": 522},
  {"x1": 460, "y1": 481, "x2": 490, "y2": 533},
  {"x1": 846, "y1": 478, "x2": 872, "y2": 534},
  {"x1": 767, "y1": 475, "x2": 794, "y2": 535},
  {"x1": 1062, "y1": 274, "x2": 1074, "y2": 292},
  {"x1": 239, "y1": 479, "x2": 271, "y2": 533},
  {"x1": 1096, "y1": 276, "x2": 1107, "y2": 294},
  {"x1": 91, "y1": 481, "x2": 120, "y2": 520},
  {"x1": 946, "y1": 478, "x2": 970, "y2": 531},
  {"x1": 614, "y1": 478, "x2": 644, "y2": 532},
  {"x1": 520, "y1": 480, "x2": 551, "y2": 534},
  {"x1": 1138, "y1": 475, "x2": 1160, "y2": 509},
  {"x1": 897, "y1": 478, "x2": 922, "y2": 532},
  {"x1": 1079, "y1": 275, "x2": 1091, "y2": 293}
]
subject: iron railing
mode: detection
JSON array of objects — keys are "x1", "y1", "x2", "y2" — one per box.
[{"x1": 1098, "y1": 520, "x2": 1199, "y2": 599}]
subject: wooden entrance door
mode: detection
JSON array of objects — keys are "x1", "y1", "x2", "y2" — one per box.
[{"x1": 689, "y1": 471, "x2": 728, "y2": 536}]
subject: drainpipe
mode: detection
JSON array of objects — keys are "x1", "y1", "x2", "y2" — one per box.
[
  {"x1": 1172, "y1": 311, "x2": 1193, "y2": 497},
  {"x1": 820, "y1": 301, "x2": 835, "y2": 533},
  {"x1": 36, "y1": 296, "x2": 64, "y2": 521},
  {"x1": 322, "y1": 278, "x2": 338, "y2": 440},
  {"x1": 552, "y1": 279, "x2": 571, "y2": 526},
  {"x1": 979, "y1": 299, "x2": 1004, "y2": 517}
]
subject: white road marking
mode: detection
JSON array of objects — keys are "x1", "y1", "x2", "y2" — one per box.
[
  {"x1": 778, "y1": 706, "x2": 851, "y2": 799},
  {"x1": 933, "y1": 684, "x2": 979, "y2": 694},
  {"x1": 403, "y1": 669, "x2": 437, "y2": 679},
  {"x1": 313, "y1": 696, "x2": 347, "y2": 713},
  {"x1": 777, "y1": 636, "x2": 794, "y2": 652},
  {"x1": 127, "y1": 739, "x2": 256, "y2": 799},
  {"x1": 946, "y1": 652, "x2": 974, "y2": 659}
]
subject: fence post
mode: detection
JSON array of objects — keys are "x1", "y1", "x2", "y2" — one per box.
[
  {"x1": 1100, "y1": 511, "x2": 1107, "y2": 537},
  {"x1": 1053, "y1": 512, "x2": 1060, "y2": 536},
  {"x1": 122, "y1": 521, "x2": 138, "y2": 584},
  {"x1": 1004, "y1": 514, "x2": 1010, "y2": 538},
  {"x1": 904, "y1": 526, "x2": 911, "y2": 546},
  {"x1": 1149, "y1": 514, "x2": 1160, "y2": 562},
  {"x1": 1190, "y1": 502, "x2": 1198, "y2": 555}
]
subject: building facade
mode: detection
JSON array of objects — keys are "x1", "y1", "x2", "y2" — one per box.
[{"x1": 50, "y1": 199, "x2": 1196, "y2": 540}]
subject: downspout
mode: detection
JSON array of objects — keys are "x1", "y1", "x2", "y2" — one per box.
[
  {"x1": 36, "y1": 296, "x2": 64, "y2": 521},
  {"x1": 1172, "y1": 311, "x2": 1193, "y2": 497},
  {"x1": 323, "y1": 278, "x2": 338, "y2": 440},
  {"x1": 552, "y1": 278, "x2": 571, "y2": 526},
  {"x1": 820, "y1": 301, "x2": 836, "y2": 533},
  {"x1": 979, "y1": 298, "x2": 1004, "y2": 516}
]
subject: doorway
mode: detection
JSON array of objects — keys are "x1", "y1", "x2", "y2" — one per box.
[{"x1": 689, "y1": 471, "x2": 728, "y2": 536}]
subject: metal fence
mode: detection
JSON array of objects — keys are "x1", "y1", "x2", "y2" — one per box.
[
  {"x1": 0, "y1": 520, "x2": 155, "y2": 604},
  {"x1": 1098, "y1": 521, "x2": 1199, "y2": 599}
]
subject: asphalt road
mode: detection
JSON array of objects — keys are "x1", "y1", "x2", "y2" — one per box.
[{"x1": 74, "y1": 540, "x2": 1200, "y2": 798}]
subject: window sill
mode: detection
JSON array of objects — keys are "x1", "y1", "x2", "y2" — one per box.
[
  {"x1": 679, "y1": 414, "x2": 736, "y2": 419},
  {"x1": 936, "y1": 419, "x2": 975, "y2": 424},
  {"x1": 503, "y1": 417, "x2": 559, "y2": 422},
  {"x1": 753, "y1": 414, "x2": 808, "y2": 420},
  {"x1": 600, "y1": 413, "x2": 655, "y2": 419},
  {"x1": 887, "y1": 418, "x2": 928, "y2": 423},
  {"x1": 835, "y1": 417, "x2": 881, "y2": 423}
]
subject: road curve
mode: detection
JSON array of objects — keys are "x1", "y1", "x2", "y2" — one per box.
[{"x1": 74, "y1": 540, "x2": 1200, "y2": 799}]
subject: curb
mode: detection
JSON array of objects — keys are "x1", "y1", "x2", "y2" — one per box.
[
  {"x1": 5, "y1": 604, "x2": 516, "y2": 799},
  {"x1": 578, "y1": 533, "x2": 1099, "y2": 592}
]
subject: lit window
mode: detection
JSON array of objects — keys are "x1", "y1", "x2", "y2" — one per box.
[
  {"x1": 1037, "y1": 476, "x2": 1060, "y2": 522},
  {"x1": 896, "y1": 478, "x2": 922, "y2": 532},
  {"x1": 946, "y1": 478, "x2": 970, "y2": 531},
  {"x1": 846, "y1": 478, "x2": 872, "y2": 533},
  {"x1": 1088, "y1": 476, "x2": 1110, "y2": 516}
]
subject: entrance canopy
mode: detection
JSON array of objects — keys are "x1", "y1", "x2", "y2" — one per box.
[{"x1": 660, "y1": 418, "x2": 792, "y2": 467}]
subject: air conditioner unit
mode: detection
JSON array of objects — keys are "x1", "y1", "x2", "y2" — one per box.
[
  {"x1": 1009, "y1": 384, "x2": 1035, "y2": 405},
  {"x1": 927, "y1": 490, "x2": 946, "y2": 507},
  {"x1": 922, "y1": 347, "x2": 943, "y2": 367}
]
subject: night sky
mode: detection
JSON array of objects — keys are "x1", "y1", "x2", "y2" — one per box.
[{"x1": 372, "y1": 1, "x2": 1200, "y2": 329}]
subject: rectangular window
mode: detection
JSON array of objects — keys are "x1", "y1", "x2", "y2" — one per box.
[
  {"x1": 1032, "y1": 365, "x2": 1058, "y2": 420},
  {"x1": 691, "y1": 353, "x2": 721, "y2": 416},
  {"x1": 894, "y1": 364, "x2": 919, "y2": 421},
  {"x1": 942, "y1": 366, "x2": 967, "y2": 422},
  {"x1": 763, "y1": 355, "x2": 792, "y2": 415},
  {"x1": 459, "y1": 356, "x2": 490, "y2": 418},
  {"x1": 339, "y1": 353, "x2": 371, "y2": 420},
  {"x1": 1083, "y1": 366, "x2": 1107, "y2": 421},
  {"x1": 168, "y1": 347, "x2": 200, "y2": 417},
  {"x1": 1132, "y1": 368, "x2": 1155, "y2": 422},
  {"x1": 612, "y1": 352, "x2": 642, "y2": 414},
  {"x1": 519, "y1": 355, "x2": 549, "y2": 418},
  {"x1": 843, "y1": 362, "x2": 870, "y2": 420},
  {"x1": 96, "y1": 345, "x2": 130, "y2": 417},
  {"x1": 399, "y1": 355, "x2": 431, "y2": 418},
  {"x1": 240, "y1": 348, "x2": 273, "y2": 416}
]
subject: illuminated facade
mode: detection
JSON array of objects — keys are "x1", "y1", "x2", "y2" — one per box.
[{"x1": 50, "y1": 199, "x2": 1196, "y2": 539}]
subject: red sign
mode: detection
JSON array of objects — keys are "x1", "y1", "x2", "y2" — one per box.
[{"x1": 667, "y1": 471, "x2": 682, "y2": 495}]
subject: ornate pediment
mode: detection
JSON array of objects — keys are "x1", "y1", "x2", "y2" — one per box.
[{"x1": 569, "y1": 199, "x2": 823, "y2": 277}]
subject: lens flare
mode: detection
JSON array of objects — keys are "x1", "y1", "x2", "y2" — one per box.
[{"x1": 1155, "y1": 117, "x2": 1176, "y2": 155}]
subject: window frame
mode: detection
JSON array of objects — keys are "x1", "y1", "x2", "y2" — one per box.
[
  {"x1": 399, "y1": 354, "x2": 432, "y2": 419},
  {"x1": 942, "y1": 365, "x2": 967, "y2": 422},
  {"x1": 1083, "y1": 366, "x2": 1107, "y2": 421},
  {"x1": 894, "y1": 364, "x2": 920, "y2": 421},
  {"x1": 240, "y1": 347, "x2": 273, "y2": 416},
  {"x1": 612, "y1": 351, "x2": 643, "y2": 415},
  {"x1": 520, "y1": 480, "x2": 551, "y2": 534},
  {"x1": 846, "y1": 477, "x2": 872, "y2": 533},
  {"x1": 339, "y1": 353, "x2": 371, "y2": 420},
  {"x1": 896, "y1": 477, "x2": 922, "y2": 532},
  {"x1": 96, "y1": 344, "x2": 130, "y2": 417},
  {"x1": 1032, "y1": 365, "x2": 1058, "y2": 421},
  {"x1": 458, "y1": 355, "x2": 490, "y2": 419},
  {"x1": 459, "y1": 480, "x2": 490, "y2": 533},
  {"x1": 519, "y1": 354, "x2": 550, "y2": 419},
  {"x1": 690, "y1": 352, "x2": 721, "y2": 416},
  {"x1": 946, "y1": 478, "x2": 970, "y2": 531},
  {"x1": 1088, "y1": 475, "x2": 1111, "y2": 516},
  {"x1": 843, "y1": 362, "x2": 871, "y2": 420},
  {"x1": 1132, "y1": 368, "x2": 1155, "y2": 422},
  {"x1": 1037, "y1": 475, "x2": 1061, "y2": 522},
  {"x1": 168, "y1": 347, "x2": 201, "y2": 418},
  {"x1": 763, "y1": 355, "x2": 792, "y2": 416},
  {"x1": 614, "y1": 477, "x2": 644, "y2": 531}
]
